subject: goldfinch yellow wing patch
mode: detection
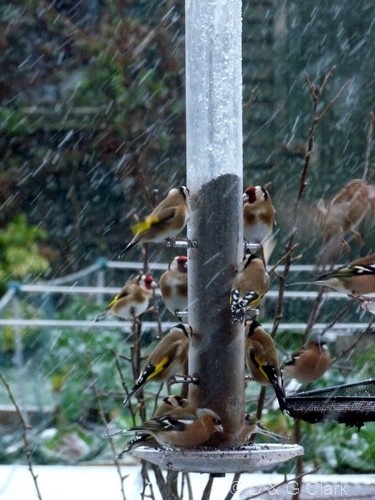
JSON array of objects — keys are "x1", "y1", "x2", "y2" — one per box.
[{"x1": 131, "y1": 215, "x2": 160, "y2": 235}]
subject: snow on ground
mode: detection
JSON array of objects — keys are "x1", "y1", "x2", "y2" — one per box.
[{"x1": 1, "y1": 465, "x2": 375, "y2": 500}]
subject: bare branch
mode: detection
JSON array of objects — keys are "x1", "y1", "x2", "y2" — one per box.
[
  {"x1": 224, "y1": 472, "x2": 242, "y2": 500},
  {"x1": 201, "y1": 475, "x2": 214, "y2": 500},
  {"x1": 243, "y1": 86, "x2": 258, "y2": 109},
  {"x1": 87, "y1": 354, "x2": 128, "y2": 500},
  {"x1": 272, "y1": 66, "x2": 348, "y2": 339},
  {"x1": 241, "y1": 466, "x2": 321, "y2": 499},
  {"x1": 363, "y1": 111, "x2": 375, "y2": 180},
  {"x1": 316, "y1": 79, "x2": 351, "y2": 123},
  {"x1": 0, "y1": 373, "x2": 43, "y2": 500}
]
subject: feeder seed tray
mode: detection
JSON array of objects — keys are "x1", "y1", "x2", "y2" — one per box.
[
  {"x1": 132, "y1": 443, "x2": 304, "y2": 474},
  {"x1": 286, "y1": 379, "x2": 375, "y2": 427}
]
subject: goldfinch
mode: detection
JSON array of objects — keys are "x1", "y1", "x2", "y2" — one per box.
[
  {"x1": 118, "y1": 395, "x2": 191, "y2": 456},
  {"x1": 124, "y1": 323, "x2": 191, "y2": 405},
  {"x1": 119, "y1": 186, "x2": 190, "y2": 257},
  {"x1": 160, "y1": 255, "x2": 188, "y2": 319},
  {"x1": 309, "y1": 253, "x2": 375, "y2": 296},
  {"x1": 237, "y1": 413, "x2": 287, "y2": 444},
  {"x1": 125, "y1": 406, "x2": 223, "y2": 449},
  {"x1": 317, "y1": 179, "x2": 375, "y2": 264},
  {"x1": 231, "y1": 253, "x2": 270, "y2": 323},
  {"x1": 95, "y1": 273, "x2": 156, "y2": 321},
  {"x1": 245, "y1": 320, "x2": 286, "y2": 411},
  {"x1": 243, "y1": 185, "x2": 276, "y2": 244},
  {"x1": 282, "y1": 337, "x2": 331, "y2": 384}
]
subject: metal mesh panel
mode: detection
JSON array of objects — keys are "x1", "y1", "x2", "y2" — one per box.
[{"x1": 285, "y1": 379, "x2": 375, "y2": 427}]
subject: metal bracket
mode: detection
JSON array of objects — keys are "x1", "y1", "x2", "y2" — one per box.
[{"x1": 165, "y1": 238, "x2": 198, "y2": 249}]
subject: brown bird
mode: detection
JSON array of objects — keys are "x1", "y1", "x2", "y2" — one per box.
[
  {"x1": 95, "y1": 274, "x2": 156, "y2": 321},
  {"x1": 117, "y1": 395, "x2": 192, "y2": 456},
  {"x1": 243, "y1": 185, "x2": 276, "y2": 244},
  {"x1": 119, "y1": 186, "x2": 190, "y2": 257},
  {"x1": 308, "y1": 253, "x2": 375, "y2": 296},
  {"x1": 282, "y1": 337, "x2": 331, "y2": 384},
  {"x1": 124, "y1": 406, "x2": 223, "y2": 449},
  {"x1": 231, "y1": 253, "x2": 270, "y2": 323},
  {"x1": 245, "y1": 319, "x2": 286, "y2": 411},
  {"x1": 237, "y1": 413, "x2": 288, "y2": 444},
  {"x1": 160, "y1": 255, "x2": 188, "y2": 319},
  {"x1": 124, "y1": 323, "x2": 191, "y2": 405},
  {"x1": 317, "y1": 179, "x2": 375, "y2": 264}
]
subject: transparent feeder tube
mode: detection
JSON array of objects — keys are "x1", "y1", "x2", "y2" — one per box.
[{"x1": 186, "y1": 0, "x2": 244, "y2": 447}]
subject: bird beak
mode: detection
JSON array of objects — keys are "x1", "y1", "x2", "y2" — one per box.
[
  {"x1": 243, "y1": 193, "x2": 248, "y2": 203},
  {"x1": 215, "y1": 423, "x2": 224, "y2": 433}
]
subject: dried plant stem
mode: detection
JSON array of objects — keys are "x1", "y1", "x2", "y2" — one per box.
[
  {"x1": 243, "y1": 86, "x2": 258, "y2": 109},
  {"x1": 241, "y1": 466, "x2": 320, "y2": 499},
  {"x1": 224, "y1": 472, "x2": 242, "y2": 500},
  {"x1": 334, "y1": 319, "x2": 375, "y2": 363},
  {"x1": 201, "y1": 475, "x2": 214, "y2": 500},
  {"x1": 292, "y1": 420, "x2": 303, "y2": 499},
  {"x1": 272, "y1": 66, "x2": 351, "y2": 338},
  {"x1": 150, "y1": 464, "x2": 179, "y2": 500},
  {"x1": 363, "y1": 111, "x2": 375, "y2": 180},
  {"x1": 87, "y1": 354, "x2": 127, "y2": 500},
  {"x1": 0, "y1": 373, "x2": 43, "y2": 500}
]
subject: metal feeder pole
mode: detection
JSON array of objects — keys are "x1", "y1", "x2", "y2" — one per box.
[{"x1": 186, "y1": 0, "x2": 244, "y2": 447}]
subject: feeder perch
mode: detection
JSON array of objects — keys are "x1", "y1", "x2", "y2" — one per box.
[
  {"x1": 245, "y1": 243, "x2": 261, "y2": 253},
  {"x1": 164, "y1": 238, "x2": 198, "y2": 249}
]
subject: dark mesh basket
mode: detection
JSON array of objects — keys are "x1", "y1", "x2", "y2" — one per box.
[{"x1": 285, "y1": 379, "x2": 375, "y2": 427}]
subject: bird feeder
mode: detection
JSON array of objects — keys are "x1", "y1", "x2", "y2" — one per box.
[{"x1": 133, "y1": 0, "x2": 303, "y2": 472}]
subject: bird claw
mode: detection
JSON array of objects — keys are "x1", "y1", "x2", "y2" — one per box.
[
  {"x1": 94, "y1": 312, "x2": 106, "y2": 322},
  {"x1": 169, "y1": 374, "x2": 200, "y2": 385}
]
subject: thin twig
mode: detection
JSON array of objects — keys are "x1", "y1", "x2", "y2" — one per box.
[
  {"x1": 112, "y1": 349, "x2": 138, "y2": 425},
  {"x1": 334, "y1": 318, "x2": 375, "y2": 363},
  {"x1": 224, "y1": 472, "x2": 242, "y2": 500},
  {"x1": 271, "y1": 66, "x2": 350, "y2": 339},
  {"x1": 243, "y1": 86, "x2": 258, "y2": 109},
  {"x1": 141, "y1": 462, "x2": 157, "y2": 500},
  {"x1": 87, "y1": 354, "x2": 128, "y2": 500},
  {"x1": 201, "y1": 475, "x2": 214, "y2": 500},
  {"x1": 363, "y1": 111, "x2": 375, "y2": 180},
  {"x1": 0, "y1": 373, "x2": 43, "y2": 500},
  {"x1": 241, "y1": 466, "x2": 321, "y2": 499},
  {"x1": 315, "y1": 79, "x2": 351, "y2": 123}
]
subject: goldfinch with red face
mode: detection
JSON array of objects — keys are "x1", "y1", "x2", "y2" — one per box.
[
  {"x1": 124, "y1": 323, "x2": 191, "y2": 405},
  {"x1": 317, "y1": 179, "x2": 375, "y2": 264},
  {"x1": 117, "y1": 395, "x2": 191, "y2": 456},
  {"x1": 95, "y1": 274, "x2": 156, "y2": 321},
  {"x1": 309, "y1": 253, "x2": 375, "y2": 296},
  {"x1": 245, "y1": 320, "x2": 286, "y2": 412},
  {"x1": 119, "y1": 186, "x2": 190, "y2": 257},
  {"x1": 160, "y1": 255, "x2": 188, "y2": 319},
  {"x1": 125, "y1": 406, "x2": 223, "y2": 449},
  {"x1": 282, "y1": 337, "x2": 331, "y2": 384},
  {"x1": 243, "y1": 185, "x2": 276, "y2": 244},
  {"x1": 231, "y1": 253, "x2": 270, "y2": 323}
]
